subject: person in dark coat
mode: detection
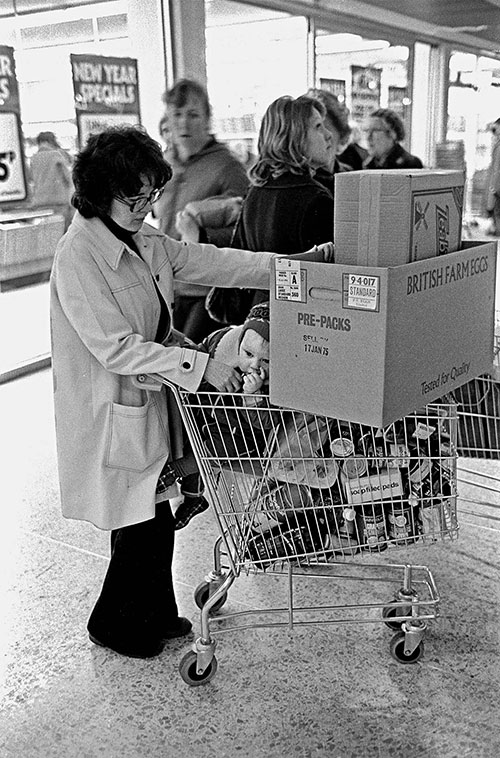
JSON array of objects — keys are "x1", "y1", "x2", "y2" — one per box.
[
  {"x1": 363, "y1": 108, "x2": 423, "y2": 170},
  {"x1": 232, "y1": 94, "x2": 334, "y2": 314}
]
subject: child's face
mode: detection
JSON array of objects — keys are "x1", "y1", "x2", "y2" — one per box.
[{"x1": 238, "y1": 329, "x2": 270, "y2": 379}]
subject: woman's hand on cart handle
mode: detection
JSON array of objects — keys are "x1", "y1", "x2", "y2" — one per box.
[{"x1": 203, "y1": 358, "x2": 243, "y2": 392}]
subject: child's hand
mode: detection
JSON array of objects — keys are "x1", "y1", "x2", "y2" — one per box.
[{"x1": 242, "y1": 367, "x2": 265, "y2": 394}]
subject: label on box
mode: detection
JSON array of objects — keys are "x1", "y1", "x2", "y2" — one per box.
[
  {"x1": 341, "y1": 468, "x2": 403, "y2": 504},
  {"x1": 274, "y1": 259, "x2": 304, "y2": 301},
  {"x1": 411, "y1": 186, "x2": 464, "y2": 262},
  {"x1": 342, "y1": 273, "x2": 380, "y2": 311}
]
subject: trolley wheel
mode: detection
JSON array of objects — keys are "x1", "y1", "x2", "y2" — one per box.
[
  {"x1": 389, "y1": 632, "x2": 424, "y2": 664},
  {"x1": 382, "y1": 602, "x2": 411, "y2": 630},
  {"x1": 194, "y1": 581, "x2": 227, "y2": 613},
  {"x1": 179, "y1": 650, "x2": 218, "y2": 686}
]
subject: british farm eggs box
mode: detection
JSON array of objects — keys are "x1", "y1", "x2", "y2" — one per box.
[
  {"x1": 270, "y1": 241, "x2": 496, "y2": 428},
  {"x1": 334, "y1": 169, "x2": 465, "y2": 267}
]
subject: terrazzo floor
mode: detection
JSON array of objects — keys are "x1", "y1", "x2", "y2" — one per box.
[{"x1": 1, "y1": 369, "x2": 499, "y2": 758}]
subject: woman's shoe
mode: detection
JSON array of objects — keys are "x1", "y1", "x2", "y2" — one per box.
[
  {"x1": 174, "y1": 496, "x2": 209, "y2": 530},
  {"x1": 88, "y1": 632, "x2": 166, "y2": 659},
  {"x1": 163, "y1": 616, "x2": 193, "y2": 639}
]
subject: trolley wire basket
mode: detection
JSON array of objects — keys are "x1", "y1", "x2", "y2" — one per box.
[
  {"x1": 452, "y1": 327, "x2": 500, "y2": 533},
  {"x1": 146, "y1": 376, "x2": 459, "y2": 686}
]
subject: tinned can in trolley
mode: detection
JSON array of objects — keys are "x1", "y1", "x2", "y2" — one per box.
[
  {"x1": 331, "y1": 436, "x2": 355, "y2": 458},
  {"x1": 387, "y1": 501, "x2": 416, "y2": 544},
  {"x1": 358, "y1": 503, "x2": 387, "y2": 551},
  {"x1": 335, "y1": 506, "x2": 360, "y2": 555},
  {"x1": 342, "y1": 455, "x2": 368, "y2": 479}
]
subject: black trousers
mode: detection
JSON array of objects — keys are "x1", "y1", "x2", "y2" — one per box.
[{"x1": 87, "y1": 502, "x2": 179, "y2": 648}]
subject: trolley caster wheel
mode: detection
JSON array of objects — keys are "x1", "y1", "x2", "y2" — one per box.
[
  {"x1": 194, "y1": 581, "x2": 227, "y2": 613},
  {"x1": 389, "y1": 631, "x2": 424, "y2": 664},
  {"x1": 382, "y1": 602, "x2": 411, "y2": 630},
  {"x1": 179, "y1": 650, "x2": 218, "y2": 686}
]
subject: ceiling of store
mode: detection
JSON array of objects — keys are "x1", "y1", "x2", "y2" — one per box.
[
  {"x1": 246, "y1": 0, "x2": 500, "y2": 58},
  {"x1": 3, "y1": 0, "x2": 500, "y2": 59},
  {"x1": 358, "y1": 0, "x2": 500, "y2": 52}
]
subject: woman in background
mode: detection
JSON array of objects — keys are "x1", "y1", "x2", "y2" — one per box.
[
  {"x1": 153, "y1": 78, "x2": 249, "y2": 341},
  {"x1": 29, "y1": 131, "x2": 74, "y2": 230},
  {"x1": 231, "y1": 94, "x2": 334, "y2": 314},
  {"x1": 485, "y1": 117, "x2": 500, "y2": 235},
  {"x1": 306, "y1": 88, "x2": 352, "y2": 197},
  {"x1": 363, "y1": 108, "x2": 423, "y2": 170}
]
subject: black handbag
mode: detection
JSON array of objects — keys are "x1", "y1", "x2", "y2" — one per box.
[
  {"x1": 204, "y1": 194, "x2": 255, "y2": 325},
  {"x1": 205, "y1": 285, "x2": 254, "y2": 325}
]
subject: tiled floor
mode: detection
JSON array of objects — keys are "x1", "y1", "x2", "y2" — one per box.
[{"x1": 1, "y1": 369, "x2": 499, "y2": 758}]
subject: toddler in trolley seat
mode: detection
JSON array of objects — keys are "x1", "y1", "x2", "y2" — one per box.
[
  {"x1": 163, "y1": 303, "x2": 272, "y2": 529},
  {"x1": 198, "y1": 301, "x2": 273, "y2": 461}
]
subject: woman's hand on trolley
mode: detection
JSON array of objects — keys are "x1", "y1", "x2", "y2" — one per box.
[{"x1": 203, "y1": 358, "x2": 242, "y2": 392}]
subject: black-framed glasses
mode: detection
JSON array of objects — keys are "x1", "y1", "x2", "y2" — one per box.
[{"x1": 113, "y1": 187, "x2": 165, "y2": 213}]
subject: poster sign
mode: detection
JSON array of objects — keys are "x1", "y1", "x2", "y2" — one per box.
[
  {"x1": 319, "y1": 78, "x2": 346, "y2": 105},
  {"x1": 0, "y1": 45, "x2": 27, "y2": 203},
  {"x1": 350, "y1": 65, "x2": 381, "y2": 125},
  {"x1": 70, "y1": 54, "x2": 141, "y2": 148}
]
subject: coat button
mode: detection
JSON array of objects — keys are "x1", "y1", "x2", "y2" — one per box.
[{"x1": 182, "y1": 361, "x2": 191, "y2": 369}]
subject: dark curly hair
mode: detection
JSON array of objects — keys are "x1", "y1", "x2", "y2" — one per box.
[
  {"x1": 72, "y1": 126, "x2": 173, "y2": 218},
  {"x1": 370, "y1": 108, "x2": 405, "y2": 142}
]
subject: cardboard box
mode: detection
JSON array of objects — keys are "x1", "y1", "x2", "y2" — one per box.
[
  {"x1": 334, "y1": 169, "x2": 465, "y2": 267},
  {"x1": 269, "y1": 241, "x2": 497, "y2": 428}
]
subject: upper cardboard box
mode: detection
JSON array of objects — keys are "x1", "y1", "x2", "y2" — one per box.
[{"x1": 334, "y1": 169, "x2": 465, "y2": 268}]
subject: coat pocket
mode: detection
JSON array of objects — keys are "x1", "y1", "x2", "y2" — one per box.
[{"x1": 106, "y1": 399, "x2": 169, "y2": 472}]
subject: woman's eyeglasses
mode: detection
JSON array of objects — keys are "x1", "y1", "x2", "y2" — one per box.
[
  {"x1": 113, "y1": 187, "x2": 165, "y2": 213},
  {"x1": 364, "y1": 127, "x2": 391, "y2": 138}
]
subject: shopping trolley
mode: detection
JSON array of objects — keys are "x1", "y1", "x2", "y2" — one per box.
[
  {"x1": 453, "y1": 328, "x2": 500, "y2": 532},
  {"x1": 140, "y1": 375, "x2": 459, "y2": 686}
]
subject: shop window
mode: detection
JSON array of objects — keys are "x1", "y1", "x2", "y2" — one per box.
[
  {"x1": 447, "y1": 51, "x2": 500, "y2": 217},
  {"x1": 205, "y1": 0, "x2": 308, "y2": 160},
  {"x1": 11, "y1": 3, "x2": 130, "y2": 155},
  {"x1": 97, "y1": 13, "x2": 128, "y2": 41},
  {"x1": 315, "y1": 30, "x2": 410, "y2": 150},
  {"x1": 20, "y1": 20, "x2": 94, "y2": 48}
]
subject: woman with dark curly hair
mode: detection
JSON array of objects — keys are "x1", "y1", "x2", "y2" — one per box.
[
  {"x1": 364, "y1": 108, "x2": 423, "y2": 170},
  {"x1": 232, "y1": 94, "x2": 334, "y2": 313},
  {"x1": 50, "y1": 125, "x2": 333, "y2": 659}
]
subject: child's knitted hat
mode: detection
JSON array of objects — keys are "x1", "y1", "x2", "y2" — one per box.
[{"x1": 240, "y1": 302, "x2": 270, "y2": 343}]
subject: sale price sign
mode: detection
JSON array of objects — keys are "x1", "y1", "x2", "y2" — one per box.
[
  {"x1": 0, "y1": 46, "x2": 27, "y2": 203},
  {"x1": 71, "y1": 54, "x2": 141, "y2": 148}
]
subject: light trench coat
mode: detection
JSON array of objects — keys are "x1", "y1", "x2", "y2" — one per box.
[{"x1": 50, "y1": 213, "x2": 275, "y2": 530}]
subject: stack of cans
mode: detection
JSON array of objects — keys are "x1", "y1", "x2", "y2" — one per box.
[{"x1": 243, "y1": 407, "x2": 457, "y2": 566}]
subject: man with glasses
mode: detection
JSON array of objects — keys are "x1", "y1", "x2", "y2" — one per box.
[{"x1": 363, "y1": 108, "x2": 423, "y2": 170}]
